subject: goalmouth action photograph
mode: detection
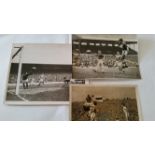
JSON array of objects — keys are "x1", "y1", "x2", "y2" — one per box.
[
  {"x1": 5, "y1": 43, "x2": 72, "y2": 104},
  {"x1": 70, "y1": 85, "x2": 142, "y2": 121},
  {"x1": 72, "y1": 34, "x2": 141, "y2": 79}
]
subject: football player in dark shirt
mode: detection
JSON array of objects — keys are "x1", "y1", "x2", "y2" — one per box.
[
  {"x1": 118, "y1": 38, "x2": 129, "y2": 60},
  {"x1": 22, "y1": 72, "x2": 32, "y2": 89},
  {"x1": 118, "y1": 38, "x2": 129, "y2": 69}
]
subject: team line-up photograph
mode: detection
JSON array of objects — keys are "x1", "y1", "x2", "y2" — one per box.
[
  {"x1": 72, "y1": 34, "x2": 141, "y2": 79},
  {"x1": 4, "y1": 34, "x2": 142, "y2": 120}
]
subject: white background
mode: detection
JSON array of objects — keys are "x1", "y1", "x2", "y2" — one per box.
[
  {"x1": 0, "y1": 0, "x2": 155, "y2": 155},
  {"x1": 1, "y1": 34, "x2": 155, "y2": 121}
]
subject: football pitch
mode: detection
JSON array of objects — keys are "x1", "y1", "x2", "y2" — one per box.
[
  {"x1": 73, "y1": 66, "x2": 141, "y2": 79},
  {"x1": 72, "y1": 99, "x2": 139, "y2": 121},
  {"x1": 6, "y1": 83, "x2": 69, "y2": 101}
]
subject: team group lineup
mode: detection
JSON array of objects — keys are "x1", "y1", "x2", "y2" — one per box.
[{"x1": 6, "y1": 34, "x2": 141, "y2": 121}]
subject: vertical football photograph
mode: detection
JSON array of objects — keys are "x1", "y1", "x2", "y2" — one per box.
[
  {"x1": 6, "y1": 43, "x2": 72, "y2": 104},
  {"x1": 72, "y1": 34, "x2": 141, "y2": 79},
  {"x1": 70, "y1": 85, "x2": 141, "y2": 121}
]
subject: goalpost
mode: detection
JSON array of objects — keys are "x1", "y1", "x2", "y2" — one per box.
[{"x1": 12, "y1": 46, "x2": 23, "y2": 95}]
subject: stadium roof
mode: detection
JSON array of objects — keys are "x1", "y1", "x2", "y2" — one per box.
[
  {"x1": 73, "y1": 38, "x2": 137, "y2": 45},
  {"x1": 73, "y1": 39, "x2": 138, "y2": 55}
]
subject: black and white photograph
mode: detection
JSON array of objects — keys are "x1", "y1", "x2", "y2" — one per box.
[
  {"x1": 5, "y1": 43, "x2": 72, "y2": 104},
  {"x1": 70, "y1": 85, "x2": 141, "y2": 121},
  {"x1": 72, "y1": 34, "x2": 141, "y2": 79}
]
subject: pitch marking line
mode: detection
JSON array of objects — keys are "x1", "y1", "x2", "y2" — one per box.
[
  {"x1": 8, "y1": 91, "x2": 29, "y2": 102},
  {"x1": 17, "y1": 95, "x2": 29, "y2": 102}
]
